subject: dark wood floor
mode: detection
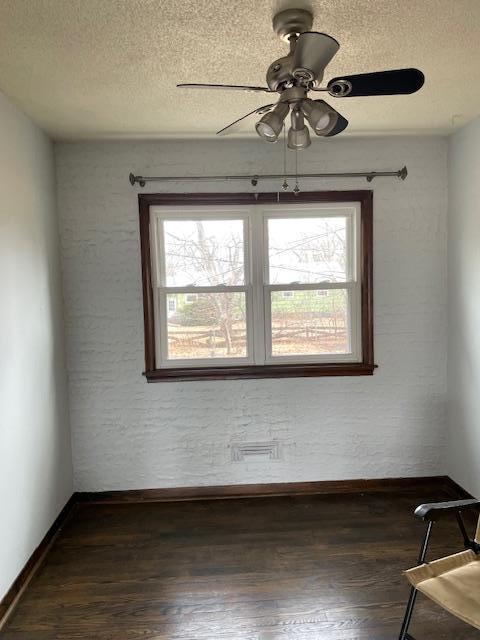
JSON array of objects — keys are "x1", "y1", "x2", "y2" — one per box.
[{"x1": 3, "y1": 486, "x2": 479, "y2": 639}]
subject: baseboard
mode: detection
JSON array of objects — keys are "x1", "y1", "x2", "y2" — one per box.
[
  {"x1": 75, "y1": 475, "x2": 454, "y2": 504},
  {"x1": 443, "y1": 476, "x2": 475, "y2": 499},
  {"x1": 1, "y1": 475, "x2": 470, "y2": 630},
  {"x1": 0, "y1": 494, "x2": 77, "y2": 629}
]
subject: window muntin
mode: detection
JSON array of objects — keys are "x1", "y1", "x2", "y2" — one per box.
[{"x1": 150, "y1": 203, "x2": 362, "y2": 369}]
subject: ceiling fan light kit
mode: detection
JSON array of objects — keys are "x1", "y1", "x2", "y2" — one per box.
[
  {"x1": 288, "y1": 109, "x2": 311, "y2": 150},
  {"x1": 255, "y1": 101, "x2": 289, "y2": 141},
  {"x1": 177, "y1": 8, "x2": 425, "y2": 149},
  {"x1": 301, "y1": 99, "x2": 337, "y2": 136}
]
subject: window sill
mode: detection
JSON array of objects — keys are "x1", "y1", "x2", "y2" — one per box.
[{"x1": 144, "y1": 362, "x2": 376, "y2": 382}]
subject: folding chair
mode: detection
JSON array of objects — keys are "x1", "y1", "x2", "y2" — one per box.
[{"x1": 399, "y1": 497, "x2": 480, "y2": 639}]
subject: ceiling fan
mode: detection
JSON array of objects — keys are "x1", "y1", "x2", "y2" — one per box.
[{"x1": 177, "y1": 8, "x2": 425, "y2": 149}]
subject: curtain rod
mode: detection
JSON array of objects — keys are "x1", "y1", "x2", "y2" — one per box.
[{"x1": 129, "y1": 166, "x2": 407, "y2": 188}]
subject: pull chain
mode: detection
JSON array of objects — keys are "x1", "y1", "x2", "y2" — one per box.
[
  {"x1": 294, "y1": 147, "x2": 300, "y2": 195},
  {"x1": 282, "y1": 124, "x2": 289, "y2": 191}
]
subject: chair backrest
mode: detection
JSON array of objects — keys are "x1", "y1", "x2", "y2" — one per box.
[{"x1": 476, "y1": 515, "x2": 480, "y2": 542}]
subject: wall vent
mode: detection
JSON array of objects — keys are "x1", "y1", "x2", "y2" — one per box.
[{"x1": 231, "y1": 441, "x2": 281, "y2": 462}]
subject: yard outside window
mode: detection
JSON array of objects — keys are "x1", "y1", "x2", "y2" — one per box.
[{"x1": 139, "y1": 192, "x2": 373, "y2": 381}]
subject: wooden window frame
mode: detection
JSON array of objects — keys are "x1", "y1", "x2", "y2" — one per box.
[{"x1": 138, "y1": 191, "x2": 374, "y2": 382}]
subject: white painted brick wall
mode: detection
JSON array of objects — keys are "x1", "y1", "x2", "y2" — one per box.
[{"x1": 55, "y1": 136, "x2": 447, "y2": 491}]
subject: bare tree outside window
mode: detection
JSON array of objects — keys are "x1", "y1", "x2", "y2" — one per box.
[{"x1": 164, "y1": 220, "x2": 246, "y2": 359}]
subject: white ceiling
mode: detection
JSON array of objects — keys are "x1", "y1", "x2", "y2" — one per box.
[{"x1": 0, "y1": 0, "x2": 479, "y2": 140}]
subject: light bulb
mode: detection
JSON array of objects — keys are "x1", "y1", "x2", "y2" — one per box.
[
  {"x1": 287, "y1": 109, "x2": 311, "y2": 149},
  {"x1": 255, "y1": 102, "x2": 289, "y2": 142}
]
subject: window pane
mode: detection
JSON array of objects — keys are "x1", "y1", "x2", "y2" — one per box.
[
  {"x1": 270, "y1": 289, "x2": 349, "y2": 356},
  {"x1": 163, "y1": 219, "x2": 244, "y2": 286},
  {"x1": 166, "y1": 292, "x2": 247, "y2": 359},
  {"x1": 268, "y1": 217, "x2": 348, "y2": 284}
]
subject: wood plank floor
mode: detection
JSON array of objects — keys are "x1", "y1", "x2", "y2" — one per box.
[{"x1": 3, "y1": 486, "x2": 479, "y2": 639}]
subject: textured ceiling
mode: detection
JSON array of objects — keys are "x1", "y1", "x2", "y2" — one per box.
[{"x1": 0, "y1": 0, "x2": 479, "y2": 140}]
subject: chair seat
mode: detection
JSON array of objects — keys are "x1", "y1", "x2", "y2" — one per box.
[{"x1": 405, "y1": 550, "x2": 480, "y2": 630}]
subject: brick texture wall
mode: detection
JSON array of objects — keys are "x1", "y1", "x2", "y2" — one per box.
[{"x1": 55, "y1": 136, "x2": 447, "y2": 491}]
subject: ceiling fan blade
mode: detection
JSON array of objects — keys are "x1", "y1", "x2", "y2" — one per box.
[
  {"x1": 292, "y1": 32, "x2": 340, "y2": 83},
  {"x1": 312, "y1": 100, "x2": 348, "y2": 136},
  {"x1": 216, "y1": 103, "x2": 277, "y2": 136},
  {"x1": 177, "y1": 83, "x2": 273, "y2": 93},
  {"x1": 328, "y1": 68, "x2": 425, "y2": 97}
]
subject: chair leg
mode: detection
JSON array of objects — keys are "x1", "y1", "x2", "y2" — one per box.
[
  {"x1": 398, "y1": 586, "x2": 418, "y2": 640},
  {"x1": 398, "y1": 521, "x2": 433, "y2": 640}
]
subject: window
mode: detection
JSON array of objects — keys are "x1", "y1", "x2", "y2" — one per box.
[{"x1": 139, "y1": 192, "x2": 373, "y2": 381}]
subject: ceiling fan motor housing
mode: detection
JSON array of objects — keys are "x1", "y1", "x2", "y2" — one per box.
[
  {"x1": 268, "y1": 9, "x2": 340, "y2": 91},
  {"x1": 266, "y1": 55, "x2": 294, "y2": 91},
  {"x1": 268, "y1": 8, "x2": 314, "y2": 91}
]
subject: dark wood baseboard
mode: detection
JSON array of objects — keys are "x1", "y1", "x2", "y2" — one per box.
[
  {"x1": 76, "y1": 475, "x2": 455, "y2": 505},
  {"x1": 1, "y1": 475, "x2": 471, "y2": 630},
  {"x1": 0, "y1": 495, "x2": 77, "y2": 628},
  {"x1": 443, "y1": 476, "x2": 475, "y2": 499}
]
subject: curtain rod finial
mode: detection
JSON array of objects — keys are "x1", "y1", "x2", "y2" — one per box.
[{"x1": 129, "y1": 173, "x2": 146, "y2": 187}]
